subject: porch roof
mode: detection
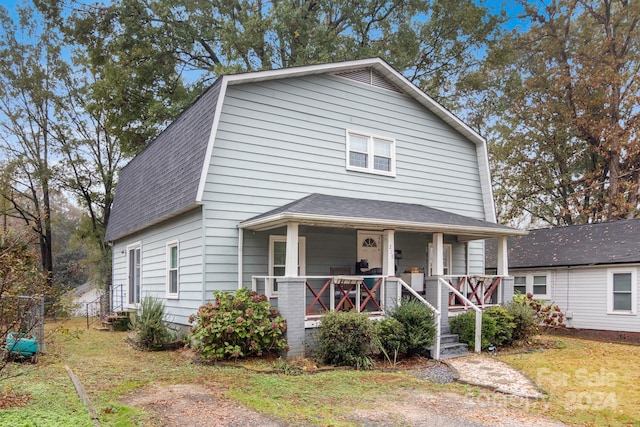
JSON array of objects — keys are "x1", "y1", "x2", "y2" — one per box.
[{"x1": 239, "y1": 194, "x2": 526, "y2": 240}]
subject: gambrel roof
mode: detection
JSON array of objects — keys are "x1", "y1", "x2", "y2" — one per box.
[
  {"x1": 105, "y1": 80, "x2": 221, "y2": 242},
  {"x1": 105, "y1": 58, "x2": 498, "y2": 242},
  {"x1": 485, "y1": 219, "x2": 640, "y2": 269}
]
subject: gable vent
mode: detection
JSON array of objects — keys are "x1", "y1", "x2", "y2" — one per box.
[{"x1": 334, "y1": 68, "x2": 402, "y2": 93}]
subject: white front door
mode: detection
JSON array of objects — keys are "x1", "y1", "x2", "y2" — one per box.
[{"x1": 357, "y1": 231, "x2": 383, "y2": 272}]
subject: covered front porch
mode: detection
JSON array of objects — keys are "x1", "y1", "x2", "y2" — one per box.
[{"x1": 238, "y1": 194, "x2": 525, "y2": 360}]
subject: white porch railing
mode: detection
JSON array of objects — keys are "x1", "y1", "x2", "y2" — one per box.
[{"x1": 439, "y1": 277, "x2": 482, "y2": 354}]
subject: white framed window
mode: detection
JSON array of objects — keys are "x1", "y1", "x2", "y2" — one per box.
[
  {"x1": 607, "y1": 268, "x2": 637, "y2": 315},
  {"x1": 127, "y1": 242, "x2": 142, "y2": 306},
  {"x1": 268, "y1": 235, "x2": 306, "y2": 296},
  {"x1": 513, "y1": 276, "x2": 527, "y2": 295},
  {"x1": 166, "y1": 241, "x2": 179, "y2": 298},
  {"x1": 346, "y1": 130, "x2": 395, "y2": 176},
  {"x1": 512, "y1": 273, "x2": 550, "y2": 299},
  {"x1": 427, "y1": 243, "x2": 452, "y2": 276}
]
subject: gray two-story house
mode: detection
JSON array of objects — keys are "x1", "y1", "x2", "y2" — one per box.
[{"x1": 105, "y1": 58, "x2": 525, "y2": 359}]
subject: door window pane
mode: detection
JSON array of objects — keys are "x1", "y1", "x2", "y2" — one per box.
[{"x1": 273, "y1": 241, "x2": 286, "y2": 268}]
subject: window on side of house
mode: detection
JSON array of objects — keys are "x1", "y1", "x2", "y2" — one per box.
[
  {"x1": 532, "y1": 275, "x2": 548, "y2": 297},
  {"x1": 346, "y1": 130, "x2": 395, "y2": 176},
  {"x1": 427, "y1": 243, "x2": 452, "y2": 276},
  {"x1": 167, "y1": 241, "x2": 179, "y2": 298},
  {"x1": 268, "y1": 236, "x2": 306, "y2": 296},
  {"x1": 513, "y1": 273, "x2": 550, "y2": 299},
  {"x1": 608, "y1": 269, "x2": 636, "y2": 314},
  {"x1": 513, "y1": 276, "x2": 527, "y2": 295}
]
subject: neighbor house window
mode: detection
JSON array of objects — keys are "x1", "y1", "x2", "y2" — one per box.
[
  {"x1": 513, "y1": 276, "x2": 527, "y2": 294},
  {"x1": 346, "y1": 130, "x2": 395, "y2": 176},
  {"x1": 268, "y1": 236, "x2": 306, "y2": 296},
  {"x1": 607, "y1": 268, "x2": 637, "y2": 314},
  {"x1": 512, "y1": 273, "x2": 550, "y2": 299},
  {"x1": 167, "y1": 241, "x2": 179, "y2": 298},
  {"x1": 427, "y1": 243, "x2": 452, "y2": 276}
]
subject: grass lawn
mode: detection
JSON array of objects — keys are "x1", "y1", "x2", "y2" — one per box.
[
  {"x1": 1, "y1": 319, "x2": 639, "y2": 426},
  {"x1": 499, "y1": 334, "x2": 640, "y2": 426},
  {"x1": 0, "y1": 318, "x2": 427, "y2": 426}
]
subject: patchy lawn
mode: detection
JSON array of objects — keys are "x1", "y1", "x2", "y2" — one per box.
[
  {"x1": 1, "y1": 318, "x2": 639, "y2": 426},
  {"x1": 499, "y1": 334, "x2": 640, "y2": 426}
]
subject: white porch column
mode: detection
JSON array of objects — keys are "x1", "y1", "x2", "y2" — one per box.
[
  {"x1": 432, "y1": 232, "x2": 444, "y2": 361},
  {"x1": 432, "y1": 233, "x2": 444, "y2": 276},
  {"x1": 285, "y1": 223, "x2": 299, "y2": 277},
  {"x1": 497, "y1": 236, "x2": 509, "y2": 276},
  {"x1": 382, "y1": 229, "x2": 395, "y2": 276}
]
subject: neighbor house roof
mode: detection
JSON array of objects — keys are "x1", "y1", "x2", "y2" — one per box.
[
  {"x1": 240, "y1": 194, "x2": 525, "y2": 239},
  {"x1": 485, "y1": 219, "x2": 640, "y2": 269},
  {"x1": 106, "y1": 58, "x2": 494, "y2": 242}
]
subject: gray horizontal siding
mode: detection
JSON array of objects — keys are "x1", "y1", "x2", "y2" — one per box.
[
  {"x1": 203, "y1": 73, "x2": 488, "y2": 291},
  {"x1": 111, "y1": 209, "x2": 204, "y2": 325}
]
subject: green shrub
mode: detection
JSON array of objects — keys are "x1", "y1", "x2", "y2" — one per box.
[
  {"x1": 374, "y1": 317, "x2": 405, "y2": 360},
  {"x1": 505, "y1": 300, "x2": 538, "y2": 342},
  {"x1": 449, "y1": 310, "x2": 496, "y2": 350},
  {"x1": 388, "y1": 297, "x2": 436, "y2": 357},
  {"x1": 315, "y1": 310, "x2": 375, "y2": 369},
  {"x1": 130, "y1": 296, "x2": 173, "y2": 350},
  {"x1": 189, "y1": 288, "x2": 288, "y2": 360},
  {"x1": 484, "y1": 306, "x2": 515, "y2": 346}
]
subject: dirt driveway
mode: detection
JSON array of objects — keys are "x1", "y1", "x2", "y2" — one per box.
[{"x1": 122, "y1": 380, "x2": 566, "y2": 427}]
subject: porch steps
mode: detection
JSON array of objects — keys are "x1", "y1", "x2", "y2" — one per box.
[
  {"x1": 431, "y1": 333, "x2": 469, "y2": 360},
  {"x1": 98, "y1": 311, "x2": 132, "y2": 331}
]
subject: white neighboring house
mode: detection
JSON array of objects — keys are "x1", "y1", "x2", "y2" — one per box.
[
  {"x1": 70, "y1": 283, "x2": 102, "y2": 317},
  {"x1": 486, "y1": 220, "x2": 640, "y2": 333}
]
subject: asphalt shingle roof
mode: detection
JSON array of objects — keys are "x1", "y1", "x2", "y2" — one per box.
[
  {"x1": 241, "y1": 194, "x2": 521, "y2": 236},
  {"x1": 105, "y1": 81, "x2": 221, "y2": 241},
  {"x1": 485, "y1": 219, "x2": 640, "y2": 269}
]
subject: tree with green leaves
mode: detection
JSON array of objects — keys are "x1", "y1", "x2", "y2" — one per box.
[
  {"x1": 0, "y1": 5, "x2": 71, "y2": 283},
  {"x1": 479, "y1": 0, "x2": 640, "y2": 226},
  {"x1": 41, "y1": 0, "x2": 500, "y2": 112}
]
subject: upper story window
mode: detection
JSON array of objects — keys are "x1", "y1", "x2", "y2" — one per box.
[{"x1": 346, "y1": 130, "x2": 395, "y2": 177}]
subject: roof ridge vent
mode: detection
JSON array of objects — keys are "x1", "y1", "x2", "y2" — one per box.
[{"x1": 334, "y1": 68, "x2": 402, "y2": 93}]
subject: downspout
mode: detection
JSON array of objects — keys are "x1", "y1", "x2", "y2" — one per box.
[
  {"x1": 201, "y1": 206, "x2": 207, "y2": 305},
  {"x1": 237, "y1": 228, "x2": 244, "y2": 289}
]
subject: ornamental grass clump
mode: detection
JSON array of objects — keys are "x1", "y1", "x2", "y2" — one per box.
[
  {"x1": 189, "y1": 288, "x2": 288, "y2": 360},
  {"x1": 129, "y1": 296, "x2": 175, "y2": 350}
]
